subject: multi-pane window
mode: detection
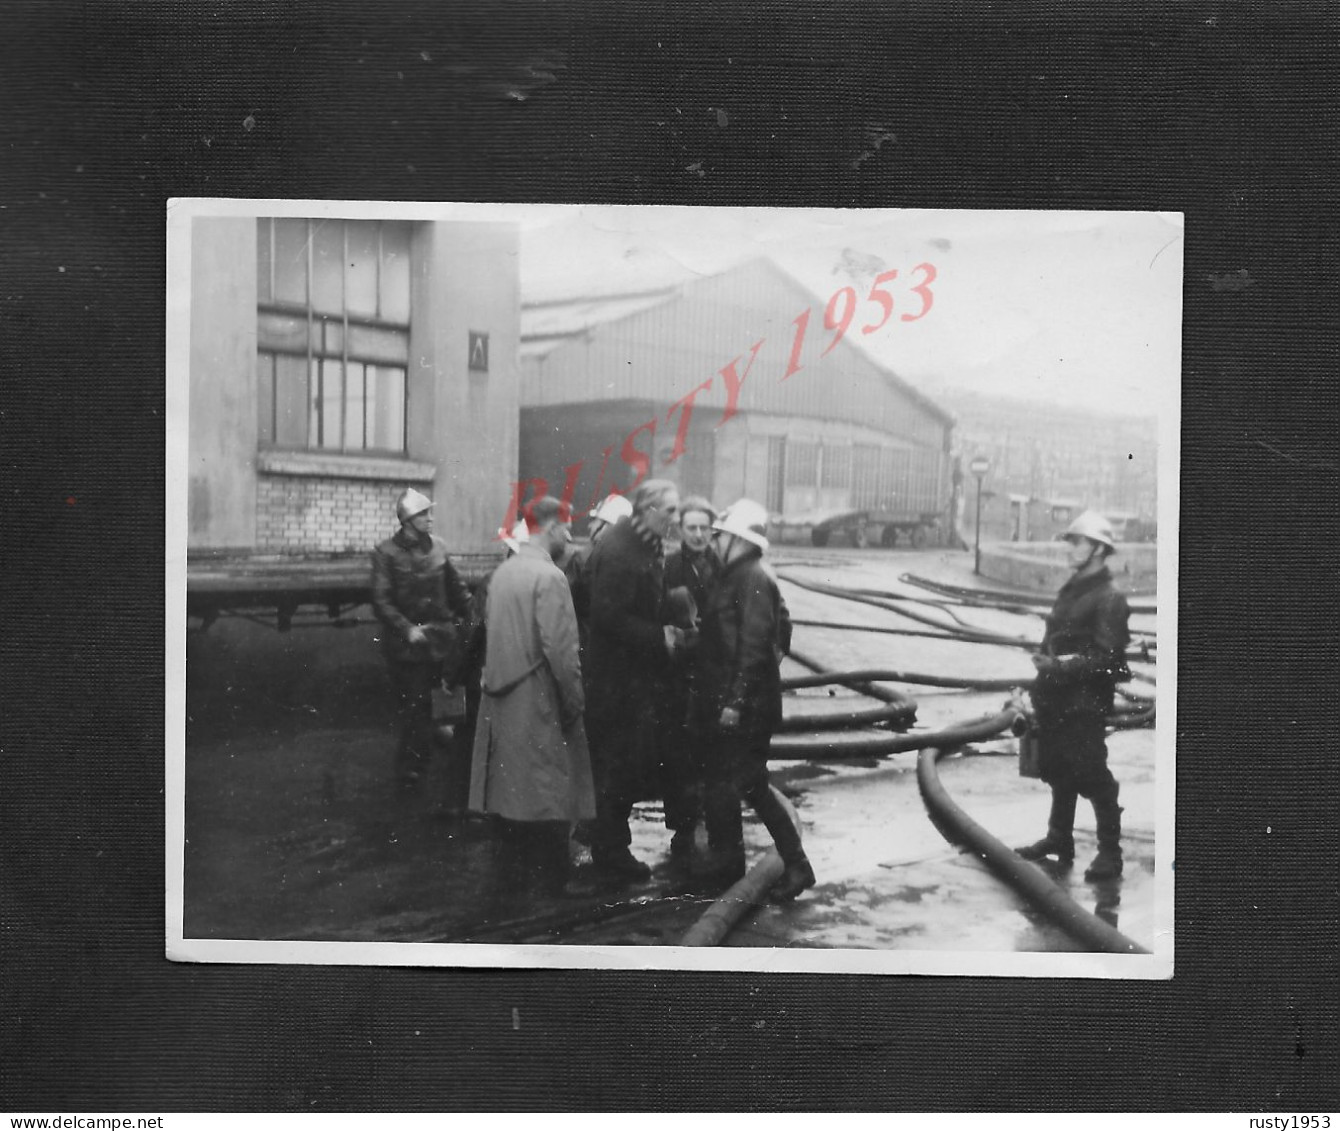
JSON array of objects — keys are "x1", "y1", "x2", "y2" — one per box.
[
  {"x1": 880, "y1": 447, "x2": 911, "y2": 508},
  {"x1": 853, "y1": 444, "x2": 880, "y2": 509},
  {"x1": 785, "y1": 440, "x2": 818, "y2": 487},
  {"x1": 820, "y1": 443, "x2": 851, "y2": 490},
  {"x1": 256, "y1": 218, "x2": 411, "y2": 453},
  {"x1": 765, "y1": 437, "x2": 786, "y2": 513}
]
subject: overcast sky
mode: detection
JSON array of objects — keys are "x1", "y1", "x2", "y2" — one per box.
[{"x1": 504, "y1": 204, "x2": 1182, "y2": 418}]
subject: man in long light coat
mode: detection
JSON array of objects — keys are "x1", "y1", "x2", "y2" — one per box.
[{"x1": 469, "y1": 496, "x2": 596, "y2": 895}]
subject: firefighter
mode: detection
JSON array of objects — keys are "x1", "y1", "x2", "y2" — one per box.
[
  {"x1": 694, "y1": 499, "x2": 815, "y2": 902},
  {"x1": 370, "y1": 488, "x2": 472, "y2": 791},
  {"x1": 1016, "y1": 509, "x2": 1132, "y2": 881}
]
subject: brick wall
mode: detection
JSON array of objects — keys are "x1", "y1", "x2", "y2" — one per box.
[{"x1": 256, "y1": 474, "x2": 402, "y2": 552}]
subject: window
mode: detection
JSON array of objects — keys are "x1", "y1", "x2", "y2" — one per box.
[
  {"x1": 853, "y1": 444, "x2": 880, "y2": 509},
  {"x1": 785, "y1": 441, "x2": 818, "y2": 487},
  {"x1": 256, "y1": 218, "x2": 412, "y2": 453},
  {"x1": 765, "y1": 437, "x2": 786, "y2": 513},
  {"x1": 820, "y1": 443, "x2": 851, "y2": 490}
]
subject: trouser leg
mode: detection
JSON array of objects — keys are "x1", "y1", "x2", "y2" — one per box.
[
  {"x1": 736, "y1": 735, "x2": 805, "y2": 867},
  {"x1": 660, "y1": 724, "x2": 702, "y2": 835},
  {"x1": 701, "y1": 731, "x2": 745, "y2": 852},
  {"x1": 736, "y1": 731, "x2": 816, "y2": 902},
  {"x1": 390, "y1": 661, "x2": 438, "y2": 787},
  {"x1": 1085, "y1": 780, "x2": 1124, "y2": 879},
  {"x1": 442, "y1": 721, "x2": 474, "y2": 813}
]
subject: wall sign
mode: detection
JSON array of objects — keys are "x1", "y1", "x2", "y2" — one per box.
[{"x1": 468, "y1": 331, "x2": 489, "y2": 373}]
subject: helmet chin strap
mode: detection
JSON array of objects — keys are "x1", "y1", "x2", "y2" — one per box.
[{"x1": 1074, "y1": 538, "x2": 1102, "y2": 572}]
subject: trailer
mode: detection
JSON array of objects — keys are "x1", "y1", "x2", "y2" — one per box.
[
  {"x1": 187, "y1": 551, "x2": 500, "y2": 634},
  {"x1": 772, "y1": 509, "x2": 942, "y2": 549}
]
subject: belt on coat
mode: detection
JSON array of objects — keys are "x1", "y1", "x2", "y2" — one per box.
[{"x1": 481, "y1": 659, "x2": 543, "y2": 698}]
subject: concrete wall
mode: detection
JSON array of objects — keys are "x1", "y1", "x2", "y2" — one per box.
[
  {"x1": 413, "y1": 222, "x2": 521, "y2": 552},
  {"x1": 188, "y1": 218, "x2": 519, "y2": 555},
  {"x1": 980, "y1": 541, "x2": 1158, "y2": 593},
  {"x1": 189, "y1": 218, "x2": 258, "y2": 549}
]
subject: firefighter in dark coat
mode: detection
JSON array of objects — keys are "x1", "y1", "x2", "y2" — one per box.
[
  {"x1": 582, "y1": 479, "x2": 689, "y2": 880},
  {"x1": 370, "y1": 488, "x2": 472, "y2": 791},
  {"x1": 693, "y1": 499, "x2": 815, "y2": 902},
  {"x1": 1017, "y1": 510, "x2": 1132, "y2": 880}
]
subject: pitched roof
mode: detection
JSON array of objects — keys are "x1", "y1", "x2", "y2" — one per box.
[{"x1": 520, "y1": 257, "x2": 954, "y2": 427}]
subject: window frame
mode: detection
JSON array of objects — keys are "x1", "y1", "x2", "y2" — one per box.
[{"x1": 256, "y1": 218, "x2": 412, "y2": 457}]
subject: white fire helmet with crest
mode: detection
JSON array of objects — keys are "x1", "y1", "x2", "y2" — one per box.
[
  {"x1": 591, "y1": 493, "x2": 633, "y2": 527},
  {"x1": 395, "y1": 487, "x2": 435, "y2": 525},
  {"x1": 1064, "y1": 509, "x2": 1117, "y2": 552},
  {"x1": 499, "y1": 520, "x2": 530, "y2": 555},
  {"x1": 713, "y1": 498, "x2": 770, "y2": 551}
]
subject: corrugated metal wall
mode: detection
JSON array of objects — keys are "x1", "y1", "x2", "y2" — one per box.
[{"x1": 521, "y1": 259, "x2": 950, "y2": 449}]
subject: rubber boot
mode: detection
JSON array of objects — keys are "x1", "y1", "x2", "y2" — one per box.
[
  {"x1": 1085, "y1": 785, "x2": 1124, "y2": 880},
  {"x1": 1016, "y1": 789, "x2": 1077, "y2": 863},
  {"x1": 754, "y1": 785, "x2": 815, "y2": 903}
]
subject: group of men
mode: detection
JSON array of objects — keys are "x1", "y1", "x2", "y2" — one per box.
[
  {"x1": 371, "y1": 481, "x2": 816, "y2": 904},
  {"x1": 371, "y1": 481, "x2": 1134, "y2": 912}
]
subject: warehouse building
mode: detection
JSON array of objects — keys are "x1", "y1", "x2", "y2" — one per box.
[{"x1": 516, "y1": 259, "x2": 954, "y2": 537}]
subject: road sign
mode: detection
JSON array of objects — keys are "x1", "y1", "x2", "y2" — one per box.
[{"x1": 969, "y1": 456, "x2": 990, "y2": 477}]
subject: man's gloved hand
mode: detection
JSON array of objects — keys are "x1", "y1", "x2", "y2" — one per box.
[
  {"x1": 663, "y1": 625, "x2": 685, "y2": 656},
  {"x1": 1030, "y1": 653, "x2": 1057, "y2": 674},
  {"x1": 406, "y1": 624, "x2": 427, "y2": 645},
  {"x1": 718, "y1": 706, "x2": 741, "y2": 730}
]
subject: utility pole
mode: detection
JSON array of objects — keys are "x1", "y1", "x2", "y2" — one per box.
[{"x1": 970, "y1": 456, "x2": 990, "y2": 575}]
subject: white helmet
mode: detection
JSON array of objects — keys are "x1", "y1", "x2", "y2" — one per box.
[
  {"x1": 395, "y1": 487, "x2": 435, "y2": 524},
  {"x1": 713, "y1": 498, "x2": 770, "y2": 551},
  {"x1": 499, "y1": 520, "x2": 530, "y2": 555},
  {"x1": 591, "y1": 493, "x2": 633, "y2": 527},
  {"x1": 1065, "y1": 509, "x2": 1117, "y2": 552}
]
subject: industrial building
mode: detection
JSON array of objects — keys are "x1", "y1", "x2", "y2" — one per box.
[
  {"x1": 516, "y1": 259, "x2": 955, "y2": 535},
  {"x1": 186, "y1": 214, "x2": 521, "y2": 561}
]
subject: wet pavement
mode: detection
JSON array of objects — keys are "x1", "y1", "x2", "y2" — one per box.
[{"x1": 182, "y1": 546, "x2": 1162, "y2": 955}]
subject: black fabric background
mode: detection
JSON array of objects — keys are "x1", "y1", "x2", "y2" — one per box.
[{"x1": 2, "y1": 0, "x2": 1337, "y2": 1112}]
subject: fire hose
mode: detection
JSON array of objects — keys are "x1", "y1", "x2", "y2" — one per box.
[
  {"x1": 899, "y1": 571, "x2": 1158, "y2": 617},
  {"x1": 779, "y1": 572, "x2": 1155, "y2": 661},
  {"x1": 777, "y1": 668, "x2": 1154, "y2": 737},
  {"x1": 777, "y1": 570, "x2": 1036, "y2": 647},
  {"x1": 770, "y1": 706, "x2": 1025, "y2": 760},
  {"x1": 917, "y1": 744, "x2": 1150, "y2": 955}
]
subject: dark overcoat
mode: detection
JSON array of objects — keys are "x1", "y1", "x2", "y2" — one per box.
[
  {"x1": 1030, "y1": 564, "x2": 1131, "y2": 786},
  {"x1": 694, "y1": 553, "x2": 785, "y2": 736},
  {"x1": 582, "y1": 518, "x2": 671, "y2": 788},
  {"x1": 369, "y1": 528, "x2": 472, "y2": 666}
]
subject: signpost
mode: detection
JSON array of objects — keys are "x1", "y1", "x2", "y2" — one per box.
[{"x1": 969, "y1": 456, "x2": 990, "y2": 575}]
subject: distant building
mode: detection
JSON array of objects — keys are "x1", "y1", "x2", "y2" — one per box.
[
  {"x1": 943, "y1": 388, "x2": 1157, "y2": 542},
  {"x1": 516, "y1": 259, "x2": 954, "y2": 535},
  {"x1": 187, "y1": 215, "x2": 520, "y2": 558}
]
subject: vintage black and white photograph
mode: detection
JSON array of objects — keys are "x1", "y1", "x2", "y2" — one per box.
[{"x1": 167, "y1": 201, "x2": 1179, "y2": 975}]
